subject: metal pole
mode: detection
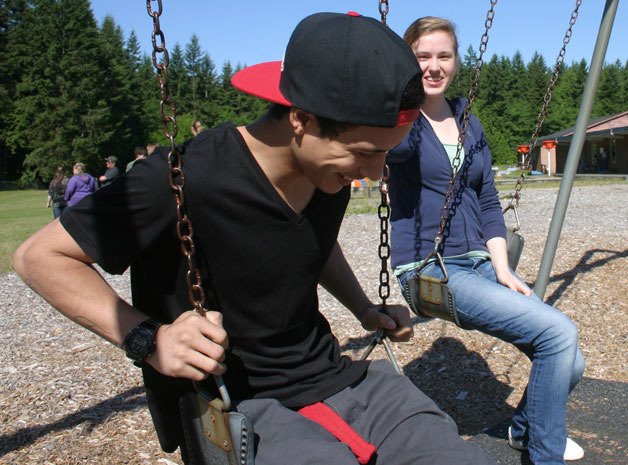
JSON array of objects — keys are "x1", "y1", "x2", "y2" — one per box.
[{"x1": 533, "y1": 0, "x2": 619, "y2": 298}]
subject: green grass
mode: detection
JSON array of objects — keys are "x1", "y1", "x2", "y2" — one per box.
[{"x1": 0, "y1": 190, "x2": 51, "y2": 274}]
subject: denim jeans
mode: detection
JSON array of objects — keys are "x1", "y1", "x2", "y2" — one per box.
[
  {"x1": 399, "y1": 257, "x2": 585, "y2": 465},
  {"x1": 52, "y1": 204, "x2": 66, "y2": 219}
]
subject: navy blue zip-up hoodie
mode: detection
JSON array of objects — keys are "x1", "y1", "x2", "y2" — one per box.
[{"x1": 388, "y1": 97, "x2": 506, "y2": 270}]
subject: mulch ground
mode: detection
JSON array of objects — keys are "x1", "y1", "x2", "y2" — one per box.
[{"x1": 1, "y1": 183, "x2": 626, "y2": 465}]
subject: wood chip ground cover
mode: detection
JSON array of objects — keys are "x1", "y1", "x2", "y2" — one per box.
[{"x1": 1, "y1": 184, "x2": 626, "y2": 464}]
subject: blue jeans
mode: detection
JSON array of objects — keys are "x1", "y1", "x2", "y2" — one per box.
[
  {"x1": 52, "y1": 204, "x2": 66, "y2": 219},
  {"x1": 399, "y1": 257, "x2": 585, "y2": 465}
]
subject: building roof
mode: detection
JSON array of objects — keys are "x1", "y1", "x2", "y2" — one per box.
[{"x1": 541, "y1": 110, "x2": 628, "y2": 142}]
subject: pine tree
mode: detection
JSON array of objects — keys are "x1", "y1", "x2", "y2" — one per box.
[
  {"x1": 0, "y1": 0, "x2": 30, "y2": 181},
  {"x1": 506, "y1": 52, "x2": 535, "y2": 149},
  {"x1": 545, "y1": 60, "x2": 587, "y2": 134},
  {"x1": 592, "y1": 60, "x2": 623, "y2": 117},
  {"x1": 168, "y1": 43, "x2": 185, "y2": 110},
  {"x1": 447, "y1": 45, "x2": 477, "y2": 99},
  {"x1": 98, "y1": 15, "x2": 148, "y2": 166},
  {"x1": 184, "y1": 34, "x2": 204, "y2": 116},
  {"x1": 622, "y1": 60, "x2": 628, "y2": 110},
  {"x1": 5, "y1": 0, "x2": 113, "y2": 184},
  {"x1": 125, "y1": 30, "x2": 143, "y2": 71}
]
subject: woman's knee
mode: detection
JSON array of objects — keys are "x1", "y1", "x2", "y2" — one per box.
[{"x1": 536, "y1": 310, "x2": 580, "y2": 354}]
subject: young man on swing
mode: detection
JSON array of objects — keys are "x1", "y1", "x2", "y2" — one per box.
[{"x1": 14, "y1": 12, "x2": 496, "y2": 465}]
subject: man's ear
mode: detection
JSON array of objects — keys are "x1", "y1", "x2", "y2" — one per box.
[{"x1": 288, "y1": 108, "x2": 312, "y2": 136}]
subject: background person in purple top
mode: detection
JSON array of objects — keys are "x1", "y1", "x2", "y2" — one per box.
[{"x1": 64, "y1": 162, "x2": 97, "y2": 207}]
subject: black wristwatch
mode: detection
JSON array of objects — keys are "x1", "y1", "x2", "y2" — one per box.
[{"x1": 124, "y1": 319, "x2": 162, "y2": 366}]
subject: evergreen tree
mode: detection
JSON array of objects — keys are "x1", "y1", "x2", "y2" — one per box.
[
  {"x1": 137, "y1": 54, "x2": 163, "y2": 142},
  {"x1": 545, "y1": 59, "x2": 587, "y2": 134},
  {"x1": 196, "y1": 53, "x2": 218, "y2": 126},
  {"x1": 506, "y1": 52, "x2": 535, "y2": 148},
  {"x1": 525, "y1": 53, "x2": 551, "y2": 115},
  {"x1": 447, "y1": 45, "x2": 476, "y2": 99},
  {"x1": 593, "y1": 60, "x2": 623, "y2": 117},
  {"x1": 621, "y1": 60, "x2": 628, "y2": 110},
  {"x1": 176, "y1": 34, "x2": 220, "y2": 124},
  {"x1": 5, "y1": 0, "x2": 114, "y2": 184},
  {"x1": 477, "y1": 54, "x2": 517, "y2": 163},
  {"x1": 98, "y1": 15, "x2": 148, "y2": 166},
  {"x1": 0, "y1": 0, "x2": 30, "y2": 180},
  {"x1": 125, "y1": 30, "x2": 142, "y2": 70},
  {"x1": 215, "y1": 61, "x2": 238, "y2": 122},
  {"x1": 183, "y1": 34, "x2": 204, "y2": 116},
  {"x1": 168, "y1": 43, "x2": 185, "y2": 110}
]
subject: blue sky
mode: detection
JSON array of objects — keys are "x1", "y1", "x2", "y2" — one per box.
[{"x1": 91, "y1": 1, "x2": 627, "y2": 70}]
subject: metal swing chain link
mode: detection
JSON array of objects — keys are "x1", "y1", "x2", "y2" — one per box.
[
  {"x1": 378, "y1": 167, "x2": 391, "y2": 305},
  {"x1": 511, "y1": 0, "x2": 582, "y2": 206},
  {"x1": 434, "y1": 0, "x2": 497, "y2": 251},
  {"x1": 371, "y1": 164, "x2": 403, "y2": 374},
  {"x1": 378, "y1": 0, "x2": 389, "y2": 25},
  {"x1": 363, "y1": 0, "x2": 402, "y2": 375},
  {"x1": 376, "y1": 0, "x2": 392, "y2": 305},
  {"x1": 146, "y1": 0, "x2": 206, "y2": 315}
]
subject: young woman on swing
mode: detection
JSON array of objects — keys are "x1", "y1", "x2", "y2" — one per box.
[{"x1": 387, "y1": 16, "x2": 585, "y2": 465}]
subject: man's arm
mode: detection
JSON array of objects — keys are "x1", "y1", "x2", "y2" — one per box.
[
  {"x1": 13, "y1": 220, "x2": 229, "y2": 380},
  {"x1": 318, "y1": 241, "x2": 413, "y2": 342}
]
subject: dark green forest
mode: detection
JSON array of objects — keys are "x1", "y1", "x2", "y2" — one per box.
[{"x1": 1, "y1": 0, "x2": 627, "y2": 185}]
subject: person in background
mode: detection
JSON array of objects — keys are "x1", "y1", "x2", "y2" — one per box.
[
  {"x1": 191, "y1": 120, "x2": 205, "y2": 137},
  {"x1": 146, "y1": 143, "x2": 158, "y2": 157},
  {"x1": 64, "y1": 163, "x2": 97, "y2": 207},
  {"x1": 598, "y1": 147, "x2": 607, "y2": 173},
  {"x1": 46, "y1": 166, "x2": 69, "y2": 219},
  {"x1": 98, "y1": 156, "x2": 120, "y2": 187},
  {"x1": 126, "y1": 146, "x2": 148, "y2": 172},
  {"x1": 387, "y1": 16, "x2": 585, "y2": 465}
]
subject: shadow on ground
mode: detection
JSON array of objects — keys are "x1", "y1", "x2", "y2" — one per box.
[
  {"x1": 545, "y1": 248, "x2": 628, "y2": 306},
  {"x1": 0, "y1": 386, "x2": 146, "y2": 458},
  {"x1": 470, "y1": 377, "x2": 627, "y2": 464}
]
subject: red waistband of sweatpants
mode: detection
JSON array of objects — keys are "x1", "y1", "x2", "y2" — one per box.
[{"x1": 298, "y1": 402, "x2": 376, "y2": 464}]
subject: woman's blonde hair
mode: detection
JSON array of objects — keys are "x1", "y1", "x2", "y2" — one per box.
[
  {"x1": 73, "y1": 162, "x2": 85, "y2": 174},
  {"x1": 404, "y1": 16, "x2": 461, "y2": 69}
]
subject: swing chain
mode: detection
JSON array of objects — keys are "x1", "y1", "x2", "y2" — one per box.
[
  {"x1": 378, "y1": 0, "x2": 389, "y2": 25},
  {"x1": 377, "y1": 166, "x2": 391, "y2": 305},
  {"x1": 515, "y1": 0, "x2": 582, "y2": 198},
  {"x1": 146, "y1": 0, "x2": 206, "y2": 315},
  {"x1": 435, "y1": 0, "x2": 498, "y2": 250}
]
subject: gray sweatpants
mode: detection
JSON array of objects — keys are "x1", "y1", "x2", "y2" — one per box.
[{"x1": 235, "y1": 360, "x2": 496, "y2": 465}]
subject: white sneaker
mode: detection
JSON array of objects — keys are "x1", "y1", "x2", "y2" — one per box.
[
  {"x1": 563, "y1": 437, "x2": 585, "y2": 461},
  {"x1": 508, "y1": 427, "x2": 584, "y2": 461},
  {"x1": 507, "y1": 426, "x2": 527, "y2": 451}
]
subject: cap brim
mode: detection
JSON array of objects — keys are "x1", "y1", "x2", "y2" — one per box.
[{"x1": 231, "y1": 61, "x2": 291, "y2": 106}]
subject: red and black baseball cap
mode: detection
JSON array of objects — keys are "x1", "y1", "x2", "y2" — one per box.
[{"x1": 232, "y1": 12, "x2": 421, "y2": 128}]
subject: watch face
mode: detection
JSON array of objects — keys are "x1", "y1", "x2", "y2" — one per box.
[{"x1": 125, "y1": 323, "x2": 158, "y2": 361}]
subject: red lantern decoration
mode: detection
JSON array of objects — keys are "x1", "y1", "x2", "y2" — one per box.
[
  {"x1": 517, "y1": 144, "x2": 530, "y2": 154},
  {"x1": 542, "y1": 140, "x2": 557, "y2": 150}
]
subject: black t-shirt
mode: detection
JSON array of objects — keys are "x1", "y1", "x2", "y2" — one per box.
[{"x1": 60, "y1": 124, "x2": 368, "y2": 451}]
